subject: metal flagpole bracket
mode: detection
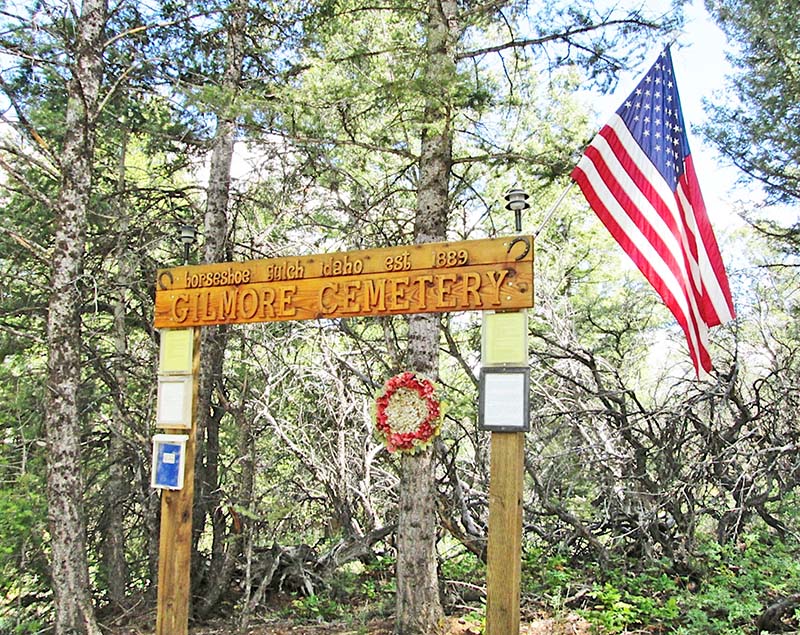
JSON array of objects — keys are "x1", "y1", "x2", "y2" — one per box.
[{"x1": 534, "y1": 181, "x2": 575, "y2": 239}]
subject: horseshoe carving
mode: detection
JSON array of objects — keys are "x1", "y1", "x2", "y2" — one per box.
[
  {"x1": 507, "y1": 236, "x2": 531, "y2": 261},
  {"x1": 157, "y1": 270, "x2": 174, "y2": 291}
]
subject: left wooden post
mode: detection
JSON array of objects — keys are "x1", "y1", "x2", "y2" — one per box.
[{"x1": 156, "y1": 327, "x2": 199, "y2": 635}]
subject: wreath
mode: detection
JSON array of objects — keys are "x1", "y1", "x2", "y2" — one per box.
[{"x1": 374, "y1": 372, "x2": 443, "y2": 454}]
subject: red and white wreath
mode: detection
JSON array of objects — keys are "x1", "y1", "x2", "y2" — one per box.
[{"x1": 374, "y1": 372, "x2": 443, "y2": 454}]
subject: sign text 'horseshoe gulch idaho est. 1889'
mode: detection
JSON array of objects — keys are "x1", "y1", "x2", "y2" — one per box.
[{"x1": 153, "y1": 236, "x2": 534, "y2": 328}]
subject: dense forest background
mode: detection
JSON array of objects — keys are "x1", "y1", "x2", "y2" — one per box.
[{"x1": 1, "y1": 0, "x2": 799, "y2": 633}]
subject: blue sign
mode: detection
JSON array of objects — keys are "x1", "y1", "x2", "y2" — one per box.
[{"x1": 151, "y1": 435, "x2": 188, "y2": 490}]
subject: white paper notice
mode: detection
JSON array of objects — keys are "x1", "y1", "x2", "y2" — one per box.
[
  {"x1": 483, "y1": 372, "x2": 526, "y2": 429},
  {"x1": 156, "y1": 376, "x2": 191, "y2": 427}
]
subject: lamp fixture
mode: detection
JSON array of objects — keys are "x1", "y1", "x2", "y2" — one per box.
[
  {"x1": 179, "y1": 224, "x2": 197, "y2": 264},
  {"x1": 504, "y1": 187, "x2": 530, "y2": 233}
]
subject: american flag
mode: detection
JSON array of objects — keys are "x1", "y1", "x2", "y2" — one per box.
[{"x1": 571, "y1": 46, "x2": 735, "y2": 378}]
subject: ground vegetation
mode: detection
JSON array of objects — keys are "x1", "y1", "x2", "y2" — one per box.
[{"x1": 1, "y1": 1, "x2": 799, "y2": 634}]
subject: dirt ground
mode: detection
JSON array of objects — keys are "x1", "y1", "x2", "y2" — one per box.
[{"x1": 110, "y1": 614, "x2": 592, "y2": 635}]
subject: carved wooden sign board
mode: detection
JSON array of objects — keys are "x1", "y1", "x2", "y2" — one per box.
[{"x1": 154, "y1": 236, "x2": 533, "y2": 328}]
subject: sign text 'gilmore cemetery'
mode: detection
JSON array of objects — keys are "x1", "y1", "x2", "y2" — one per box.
[{"x1": 154, "y1": 236, "x2": 533, "y2": 328}]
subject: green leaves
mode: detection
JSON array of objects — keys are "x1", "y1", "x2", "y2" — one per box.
[{"x1": 704, "y1": 0, "x2": 800, "y2": 205}]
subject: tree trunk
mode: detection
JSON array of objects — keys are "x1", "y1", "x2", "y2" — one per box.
[
  {"x1": 395, "y1": 423, "x2": 445, "y2": 634},
  {"x1": 394, "y1": 1, "x2": 456, "y2": 633},
  {"x1": 204, "y1": 394, "x2": 256, "y2": 618},
  {"x1": 44, "y1": 0, "x2": 106, "y2": 632},
  {"x1": 192, "y1": 0, "x2": 247, "y2": 612},
  {"x1": 101, "y1": 124, "x2": 132, "y2": 609}
]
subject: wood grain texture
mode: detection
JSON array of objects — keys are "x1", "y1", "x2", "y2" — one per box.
[
  {"x1": 154, "y1": 237, "x2": 534, "y2": 328},
  {"x1": 485, "y1": 431, "x2": 525, "y2": 635},
  {"x1": 156, "y1": 236, "x2": 533, "y2": 288},
  {"x1": 156, "y1": 328, "x2": 199, "y2": 635},
  {"x1": 155, "y1": 263, "x2": 532, "y2": 328}
]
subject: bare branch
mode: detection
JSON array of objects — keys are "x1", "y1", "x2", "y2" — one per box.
[{"x1": 456, "y1": 18, "x2": 658, "y2": 61}]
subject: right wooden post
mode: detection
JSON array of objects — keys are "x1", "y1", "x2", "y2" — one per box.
[
  {"x1": 481, "y1": 310, "x2": 529, "y2": 635},
  {"x1": 486, "y1": 430, "x2": 525, "y2": 634}
]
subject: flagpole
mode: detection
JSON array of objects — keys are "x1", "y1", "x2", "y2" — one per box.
[{"x1": 534, "y1": 180, "x2": 575, "y2": 238}]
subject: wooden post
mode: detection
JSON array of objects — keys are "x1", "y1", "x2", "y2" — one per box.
[
  {"x1": 481, "y1": 310, "x2": 529, "y2": 635},
  {"x1": 156, "y1": 327, "x2": 199, "y2": 635},
  {"x1": 485, "y1": 430, "x2": 525, "y2": 635}
]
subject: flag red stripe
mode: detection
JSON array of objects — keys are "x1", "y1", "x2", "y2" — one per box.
[
  {"x1": 595, "y1": 120, "x2": 710, "y2": 318},
  {"x1": 577, "y1": 120, "x2": 711, "y2": 338},
  {"x1": 572, "y1": 155, "x2": 712, "y2": 375},
  {"x1": 677, "y1": 156, "x2": 736, "y2": 325},
  {"x1": 584, "y1": 132, "x2": 696, "y2": 298}
]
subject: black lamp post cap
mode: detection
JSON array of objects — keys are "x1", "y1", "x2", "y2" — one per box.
[
  {"x1": 179, "y1": 225, "x2": 197, "y2": 245},
  {"x1": 504, "y1": 187, "x2": 530, "y2": 211}
]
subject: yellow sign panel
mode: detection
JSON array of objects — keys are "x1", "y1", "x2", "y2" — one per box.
[
  {"x1": 482, "y1": 312, "x2": 528, "y2": 366},
  {"x1": 158, "y1": 328, "x2": 194, "y2": 372},
  {"x1": 154, "y1": 237, "x2": 533, "y2": 328}
]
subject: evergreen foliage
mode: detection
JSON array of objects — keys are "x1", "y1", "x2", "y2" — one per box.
[
  {"x1": 0, "y1": 0, "x2": 797, "y2": 633},
  {"x1": 703, "y1": 0, "x2": 800, "y2": 206}
]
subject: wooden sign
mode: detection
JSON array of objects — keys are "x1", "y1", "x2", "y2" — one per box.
[{"x1": 154, "y1": 237, "x2": 533, "y2": 328}]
